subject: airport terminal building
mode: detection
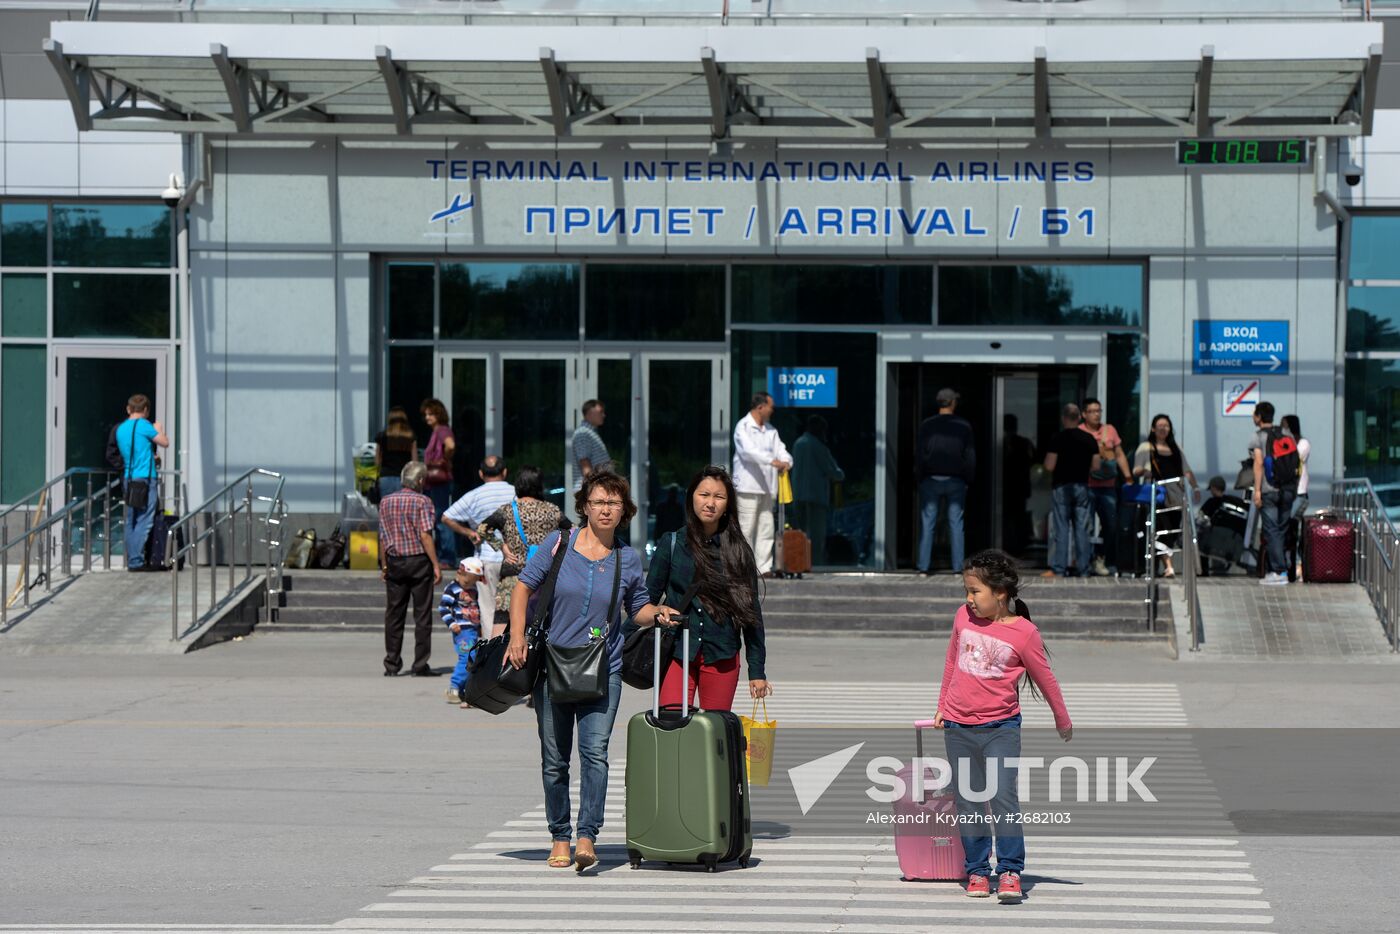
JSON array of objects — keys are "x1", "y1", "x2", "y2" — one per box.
[{"x1": 0, "y1": 0, "x2": 1394, "y2": 569}]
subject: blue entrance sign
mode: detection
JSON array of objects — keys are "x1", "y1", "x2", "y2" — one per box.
[
  {"x1": 1192, "y1": 320, "x2": 1289, "y2": 375},
  {"x1": 768, "y1": 367, "x2": 838, "y2": 407}
]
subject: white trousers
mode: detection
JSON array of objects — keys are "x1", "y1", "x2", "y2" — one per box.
[
  {"x1": 738, "y1": 492, "x2": 776, "y2": 574},
  {"x1": 478, "y1": 559, "x2": 503, "y2": 636}
]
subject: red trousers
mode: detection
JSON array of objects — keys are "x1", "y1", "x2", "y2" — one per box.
[{"x1": 658, "y1": 653, "x2": 741, "y2": 712}]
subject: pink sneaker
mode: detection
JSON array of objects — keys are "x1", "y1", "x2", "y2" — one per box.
[
  {"x1": 965, "y1": 874, "x2": 991, "y2": 898},
  {"x1": 997, "y1": 872, "x2": 1023, "y2": 901}
]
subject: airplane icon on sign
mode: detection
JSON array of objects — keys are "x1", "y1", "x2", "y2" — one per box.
[{"x1": 430, "y1": 193, "x2": 474, "y2": 223}]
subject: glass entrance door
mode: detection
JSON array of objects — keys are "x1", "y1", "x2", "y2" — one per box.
[
  {"x1": 437, "y1": 352, "x2": 575, "y2": 511},
  {"x1": 53, "y1": 347, "x2": 168, "y2": 474},
  {"x1": 580, "y1": 354, "x2": 638, "y2": 541},
  {"x1": 640, "y1": 354, "x2": 727, "y2": 545}
]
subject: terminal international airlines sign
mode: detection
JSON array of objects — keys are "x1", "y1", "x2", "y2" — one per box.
[{"x1": 419, "y1": 153, "x2": 1102, "y2": 246}]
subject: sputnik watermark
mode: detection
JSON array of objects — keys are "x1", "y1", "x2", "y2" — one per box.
[{"x1": 866, "y1": 756, "x2": 1159, "y2": 804}]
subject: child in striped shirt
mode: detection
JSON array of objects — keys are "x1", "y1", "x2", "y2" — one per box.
[{"x1": 441, "y1": 557, "x2": 483, "y2": 706}]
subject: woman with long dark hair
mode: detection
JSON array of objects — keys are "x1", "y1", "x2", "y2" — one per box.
[
  {"x1": 1132, "y1": 414, "x2": 1200, "y2": 578},
  {"x1": 644, "y1": 464, "x2": 771, "y2": 712},
  {"x1": 420, "y1": 397, "x2": 457, "y2": 565},
  {"x1": 375, "y1": 406, "x2": 417, "y2": 499}
]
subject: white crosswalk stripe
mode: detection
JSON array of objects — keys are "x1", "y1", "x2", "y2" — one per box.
[
  {"x1": 756, "y1": 682, "x2": 1189, "y2": 727},
  {"x1": 336, "y1": 682, "x2": 1275, "y2": 932}
]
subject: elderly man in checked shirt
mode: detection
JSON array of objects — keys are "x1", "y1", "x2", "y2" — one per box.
[{"x1": 378, "y1": 461, "x2": 441, "y2": 677}]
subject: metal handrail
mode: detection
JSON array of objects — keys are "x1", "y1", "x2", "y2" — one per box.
[
  {"x1": 164, "y1": 468, "x2": 287, "y2": 641},
  {"x1": 1145, "y1": 477, "x2": 1202, "y2": 648},
  {"x1": 1332, "y1": 478, "x2": 1399, "y2": 651},
  {"x1": 1, "y1": 469, "x2": 179, "y2": 630}
]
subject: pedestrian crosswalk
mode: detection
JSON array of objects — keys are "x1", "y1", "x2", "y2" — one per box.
[
  {"x1": 334, "y1": 682, "x2": 1275, "y2": 932},
  {"x1": 753, "y1": 681, "x2": 1190, "y2": 727}
]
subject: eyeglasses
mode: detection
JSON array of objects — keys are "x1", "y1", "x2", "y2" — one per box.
[{"x1": 587, "y1": 499, "x2": 625, "y2": 511}]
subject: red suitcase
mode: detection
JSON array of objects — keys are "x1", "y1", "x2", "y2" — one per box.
[{"x1": 1303, "y1": 514, "x2": 1355, "y2": 583}]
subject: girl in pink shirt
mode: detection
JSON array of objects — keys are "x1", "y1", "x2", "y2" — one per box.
[{"x1": 934, "y1": 549, "x2": 1073, "y2": 902}]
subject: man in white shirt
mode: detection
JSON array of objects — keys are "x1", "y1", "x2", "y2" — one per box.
[
  {"x1": 732, "y1": 392, "x2": 792, "y2": 575},
  {"x1": 441, "y1": 455, "x2": 515, "y2": 632}
]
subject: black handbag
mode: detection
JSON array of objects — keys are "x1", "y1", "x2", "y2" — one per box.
[
  {"x1": 546, "y1": 538, "x2": 621, "y2": 704},
  {"x1": 461, "y1": 518, "x2": 573, "y2": 715},
  {"x1": 621, "y1": 534, "x2": 695, "y2": 690},
  {"x1": 312, "y1": 524, "x2": 347, "y2": 569}
]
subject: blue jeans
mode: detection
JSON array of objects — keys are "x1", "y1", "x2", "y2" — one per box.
[
  {"x1": 378, "y1": 477, "x2": 402, "y2": 498},
  {"x1": 943, "y1": 715, "x2": 1025, "y2": 876},
  {"x1": 123, "y1": 480, "x2": 158, "y2": 569},
  {"x1": 1089, "y1": 486, "x2": 1118, "y2": 565},
  {"x1": 918, "y1": 477, "x2": 967, "y2": 572},
  {"x1": 1260, "y1": 489, "x2": 1297, "y2": 574},
  {"x1": 1050, "y1": 483, "x2": 1093, "y2": 577},
  {"x1": 427, "y1": 485, "x2": 456, "y2": 566},
  {"x1": 450, "y1": 626, "x2": 480, "y2": 693},
  {"x1": 534, "y1": 670, "x2": 623, "y2": 842}
]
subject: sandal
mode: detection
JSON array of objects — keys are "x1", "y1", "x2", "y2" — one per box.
[
  {"x1": 547, "y1": 843, "x2": 572, "y2": 868},
  {"x1": 574, "y1": 843, "x2": 598, "y2": 873}
]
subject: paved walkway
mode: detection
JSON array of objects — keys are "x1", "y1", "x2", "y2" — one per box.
[
  {"x1": 337, "y1": 683, "x2": 1278, "y2": 933},
  {"x1": 0, "y1": 566, "x2": 262, "y2": 655},
  {"x1": 1169, "y1": 579, "x2": 1399, "y2": 662}
]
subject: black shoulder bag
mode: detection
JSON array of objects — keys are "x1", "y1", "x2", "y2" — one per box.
[
  {"x1": 621, "y1": 533, "x2": 695, "y2": 690},
  {"x1": 121, "y1": 422, "x2": 151, "y2": 513},
  {"x1": 546, "y1": 536, "x2": 622, "y2": 704},
  {"x1": 463, "y1": 519, "x2": 572, "y2": 714}
]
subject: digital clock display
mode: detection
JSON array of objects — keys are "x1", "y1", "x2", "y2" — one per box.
[{"x1": 1177, "y1": 139, "x2": 1310, "y2": 165}]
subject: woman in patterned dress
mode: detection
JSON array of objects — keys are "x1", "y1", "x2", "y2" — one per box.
[{"x1": 480, "y1": 464, "x2": 562, "y2": 636}]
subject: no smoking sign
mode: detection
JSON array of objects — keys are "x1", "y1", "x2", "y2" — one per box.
[{"x1": 1222, "y1": 378, "x2": 1261, "y2": 417}]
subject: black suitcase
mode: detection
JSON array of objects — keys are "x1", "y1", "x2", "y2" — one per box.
[
  {"x1": 144, "y1": 511, "x2": 185, "y2": 570},
  {"x1": 1115, "y1": 500, "x2": 1146, "y2": 576}
]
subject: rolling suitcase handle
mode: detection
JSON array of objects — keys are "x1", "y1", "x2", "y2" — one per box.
[
  {"x1": 651, "y1": 613, "x2": 691, "y2": 721},
  {"x1": 913, "y1": 718, "x2": 938, "y2": 760}
]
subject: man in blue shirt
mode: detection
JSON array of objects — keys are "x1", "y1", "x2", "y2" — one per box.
[{"x1": 115, "y1": 394, "x2": 169, "y2": 571}]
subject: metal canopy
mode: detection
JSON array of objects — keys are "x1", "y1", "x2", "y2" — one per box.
[{"x1": 45, "y1": 21, "x2": 1384, "y2": 142}]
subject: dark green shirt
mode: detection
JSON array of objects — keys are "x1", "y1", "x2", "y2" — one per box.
[{"x1": 644, "y1": 530, "x2": 767, "y2": 681}]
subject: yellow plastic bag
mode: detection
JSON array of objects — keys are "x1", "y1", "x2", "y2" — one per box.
[
  {"x1": 740, "y1": 698, "x2": 777, "y2": 786},
  {"x1": 777, "y1": 470, "x2": 794, "y2": 506}
]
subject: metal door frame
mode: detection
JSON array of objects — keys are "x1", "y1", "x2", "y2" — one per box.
[
  {"x1": 51, "y1": 344, "x2": 170, "y2": 478},
  {"x1": 580, "y1": 352, "x2": 641, "y2": 543},
  {"x1": 877, "y1": 330, "x2": 1107, "y2": 569},
  {"x1": 638, "y1": 351, "x2": 728, "y2": 547}
]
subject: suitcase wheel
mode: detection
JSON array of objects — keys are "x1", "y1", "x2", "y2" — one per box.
[
  {"x1": 627, "y1": 849, "x2": 642, "y2": 870},
  {"x1": 739, "y1": 853, "x2": 750, "y2": 869},
  {"x1": 702, "y1": 855, "x2": 718, "y2": 873}
]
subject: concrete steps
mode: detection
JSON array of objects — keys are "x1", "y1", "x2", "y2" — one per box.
[{"x1": 264, "y1": 570, "x2": 1166, "y2": 640}]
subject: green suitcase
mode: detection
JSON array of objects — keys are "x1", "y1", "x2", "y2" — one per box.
[{"x1": 624, "y1": 620, "x2": 752, "y2": 872}]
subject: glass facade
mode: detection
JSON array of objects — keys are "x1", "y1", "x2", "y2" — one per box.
[
  {"x1": 586, "y1": 264, "x2": 723, "y2": 342},
  {"x1": 732, "y1": 264, "x2": 931, "y2": 325},
  {"x1": 442, "y1": 262, "x2": 578, "y2": 341},
  {"x1": 0, "y1": 199, "x2": 177, "y2": 502},
  {"x1": 1346, "y1": 215, "x2": 1400, "y2": 491},
  {"x1": 381, "y1": 258, "x2": 1145, "y2": 566},
  {"x1": 938, "y1": 264, "x2": 1144, "y2": 327}
]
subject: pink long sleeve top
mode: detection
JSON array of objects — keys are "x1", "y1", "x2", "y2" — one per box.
[{"x1": 938, "y1": 605, "x2": 1072, "y2": 731}]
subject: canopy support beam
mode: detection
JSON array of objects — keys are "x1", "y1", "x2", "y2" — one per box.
[
  {"x1": 540, "y1": 48, "x2": 609, "y2": 136},
  {"x1": 1195, "y1": 45, "x2": 1214, "y2": 137},
  {"x1": 43, "y1": 39, "x2": 92, "y2": 132},
  {"x1": 702, "y1": 47, "x2": 760, "y2": 140},
  {"x1": 210, "y1": 43, "x2": 251, "y2": 133},
  {"x1": 376, "y1": 46, "x2": 412, "y2": 134},
  {"x1": 866, "y1": 48, "x2": 904, "y2": 138},
  {"x1": 1034, "y1": 47, "x2": 1050, "y2": 138}
]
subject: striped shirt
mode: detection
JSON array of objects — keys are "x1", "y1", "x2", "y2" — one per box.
[
  {"x1": 443, "y1": 480, "x2": 516, "y2": 562},
  {"x1": 438, "y1": 581, "x2": 481, "y2": 631},
  {"x1": 571, "y1": 423, "x2": 611, "y2": 486}
]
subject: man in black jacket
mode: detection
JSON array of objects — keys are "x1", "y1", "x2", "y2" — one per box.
[{"x1": 916, "y1": 388, "x2": 976, "y2": 575}]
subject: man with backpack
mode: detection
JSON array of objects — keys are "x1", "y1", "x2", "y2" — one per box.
[
  {"x1": 1249, "y1": 401, "x2": 1299, "y2": 586},
  {"x1": 115, "y1": 394, "x2": 169, "y2": 571}
]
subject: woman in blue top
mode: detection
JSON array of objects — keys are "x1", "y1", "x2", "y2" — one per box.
[{"x1": 507, "y1": 470, "x2": 679, "y2": 874}]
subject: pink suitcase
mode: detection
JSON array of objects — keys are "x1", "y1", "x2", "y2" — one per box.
[{"x1": 893, "y1": 720, "x2": 966, "y2": 881}]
